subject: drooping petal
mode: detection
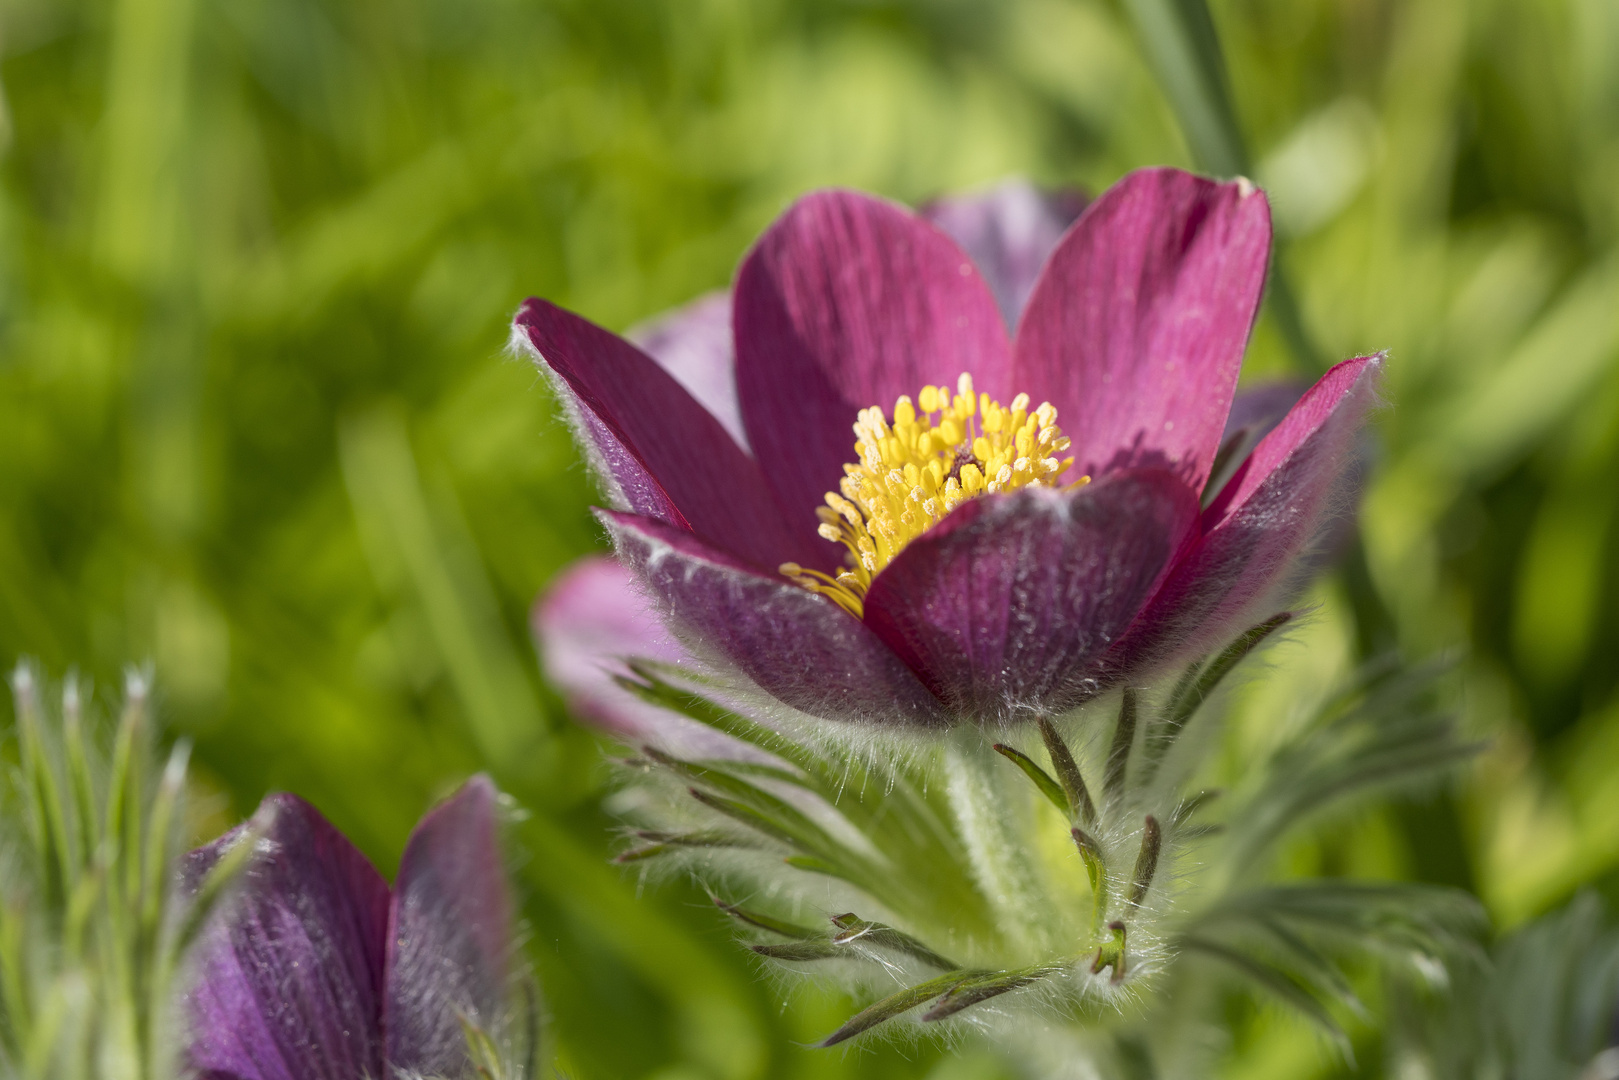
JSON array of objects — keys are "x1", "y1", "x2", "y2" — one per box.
[
  {"x1": 1012, "y1": 168, "x2": 1272, "y2": 492},
  {"x1": 601, "y1": 508, "x2": 949, "y2": 726},
  {"x1": 735, "y1": 189, "x2": 1012, "y2": 543},
  {"x1": 1106, "y1": 355, "x2": 1383, "y2": 676},
  {"x1": 183, "y1": 796, "x2": 391, "y2": 1080},
  {"x1": 861, "y1": 471, "x2": 1201, "y2": 723},
  {"x1": 533, "y1": 555, "x2": 767, "y2": 759},
  {"x1": 385, "y1": 776, "x2": 516, "y2": 1076},
  {"x1": 923, "y1": 179, "x2": 1088, "y2": 329},
  {"x1": 514, "y1": 298, "x2": 817, "y2": 571},
  {"x1": 626, "y1": 290, "x2": 748, "y2": 450}
]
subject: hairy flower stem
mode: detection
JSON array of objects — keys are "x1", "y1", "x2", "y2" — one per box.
[{"x1": 944, "y1": 730, "x2": 1050, "y2": 958}]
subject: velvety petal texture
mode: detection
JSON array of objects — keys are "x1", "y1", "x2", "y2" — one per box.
[
  {"x1": 1013, "y1": 168, "x2": 1272, "y2": 491},
  {"x1": 735, "y1": 189, "x2": 1011, "y2": 543},
  {"x1": 185, "y1": 779, "x2": 518, "y2": 1080},
  {"x1": 1106, "y1": 355, "x2": 1384, "y2": 676},
  {"x1": 515, "y1": 298, "x2": 815, "y2": 572},
  {"x1": 520, "y1": 168, "x2": 1380, "y2": 729},
  {"x1": 626, "y1": 290, "x2": 747, "y2": 450},
  {"x1": 184, "y1": 796, "x2": 391, "y2": 1080},
  {"x1": 863, "y1": 472, "x2": 1199, "y2": 721},
  {"x1": 386, "y1": 776, "x2": 513, "y2": 1075},
  {"x1": 923, "y1": 179, "x2": 1088, "y2": 328},
  {"x1": 601, "y1": 509, "x2": 949, "y2": 726}
]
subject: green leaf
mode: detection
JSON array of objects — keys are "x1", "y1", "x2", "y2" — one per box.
[
  {"x1": 819, "y1": 972, "x2": 982, "y2": 1046},
  {"x1": 711, "y1": 897, "x2": 821, "y2": 940},
  {"x1": 1143, "y1": 613, "x2": 1292, "y2": 785},
  {"x1": 1104, "y1": 689, "x2": 1139, "y2": 802},
  {"x1": 992, "y1": 743, "x2": 1068, "y2": 814},
  {"x1": 920, "y1": 965, "x2": 1057, "y2": 1022},
  {"x1": 830, "y1": 914, "x2": 959, "y2": 971},
  {"x1": 750, "y1": 941, "x2": 843, "y2": 962},
  {"x1": 1037, "y1": 718, "x2": 1096, "y2": 826}
]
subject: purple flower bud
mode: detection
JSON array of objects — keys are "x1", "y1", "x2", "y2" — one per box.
[{"x1": 181, "y1": 776, "x2": 519, "y2": 1080}]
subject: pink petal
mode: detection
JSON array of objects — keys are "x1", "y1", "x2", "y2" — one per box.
[
  {"x1": 533, "y1": 555, "x2": 768, "y2": 758},
  {"x1": 601, "y1": 508, "x2": 949, "y2": 727},
  {"x1": 626, "y1": 290, "x2": 748, "y2": 450},
  {"x1": 734, "y1": 189, "x2": 1012, "y2": 545},
  {"x1": 385, "y1": 776, "x2": 515, "y2": 1075},
  {"x1": 183, "y1": 796, "x2": 391, "y2": 1080},
  {"x1": 923, "y1": 178, "x2": 1088, "y2": 329},
  {"x1": 1107, "y1": 355, "x2": 1383, "y2": 675},
  {"x1": 513, "y1": 298, "x2": 818, "y2": 572},
  {"x1": 861, "y1": 470, "x2": 1201, "y2": 723},
  {"x1": 1012, "y1": 168, "x2": 1272, "y2": 493},
  {"x1": 1205, "y1": 379, "x2": 1309, "y2": 501}
]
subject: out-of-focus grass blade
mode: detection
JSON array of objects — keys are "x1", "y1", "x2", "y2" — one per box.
[
  {"x1": 339, "y1": 407, "x2": 551, "y2": 784},
  {"x1": 1427, "y1": 251, "x2": 1619, "y2": 481},
  {"x1": 1119, "y1": 0, "x2": 1246, "y2": 178},
  {"x1": 1121, "y1": 0, "x2": 1319, "y2": 371},
  {"x1": 1181, "y1": 935, "x2": 1349, "y2": 1053}
]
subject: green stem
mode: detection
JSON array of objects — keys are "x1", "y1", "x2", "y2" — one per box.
[{"x1": 943, "y1": 730, "x2": 1051, "y2": 958}]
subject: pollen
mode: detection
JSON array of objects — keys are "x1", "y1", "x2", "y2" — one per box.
[{"x1": 780, "y1": 372, "x2": 1084, "y2": 617}]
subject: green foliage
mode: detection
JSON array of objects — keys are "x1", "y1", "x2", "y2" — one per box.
[
  {"x1": 0, "y1": 665, "x2": 243, "y2": 1080},
  {"x1": 607, "y1": 620, "x2": 1485, "y2": 1070},
  {"x1": 1, "y1": 0, "x2": 1618, "y2": 1074}
]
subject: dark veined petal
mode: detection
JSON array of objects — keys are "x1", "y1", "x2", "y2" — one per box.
[
  {"x1": 1012, "y1": 167, "x2": 1272, "y2": 492},
  {"x1": 861, "y1": 471, "x2": 1201, "y2": 723},
  {"x1": 385, "y1": 775, "x2": 516, "y2": 1076},
  {"x1": 183, "y1": 796, "x2": 391, "y2": 1080},
  {"x1": 513, "y1": 298, "x2": 817, "y2": 572},
  {"x1": 601, "y1": 508, "x2": 950, "y2": 727},
  {"x1": 1107, "y1": 355, "x2": 1384, "y2": 676},
  {"x1": 626, "y1": 289, "x2": 748, "y2": 450},
  {"x1": 533, "y1": 555, "x2": 763, "y2": 759},
  {"x1": 923, "y1": 178, "x2": 1088, "y2": 329},
  {"x1": 735, "y1": 189, "x2": 1012, "y2": 545}
]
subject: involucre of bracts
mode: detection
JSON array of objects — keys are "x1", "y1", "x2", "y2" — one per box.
[{"x1": 537, "y1": 574, "x2": 1487, "y2": 1064}]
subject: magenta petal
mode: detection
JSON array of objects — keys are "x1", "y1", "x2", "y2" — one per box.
[
  {"x1": 1205, "y1": 380, "x2": 1309, "y2": 500},
  {"x1": 601, "y1": 508, "x2": 949, "y2": 726},
  {"x1": 626, "y1": 290, "x2": 748, "y2": 450},
  {"x1": 514, "y1": 298, "x2": 816, "y2": 571},
  {"x1": 184, "y1": 796, "x2": 391, "y2": 1080},
  {"x1": 1109, "y1": 355, "x2": 1384, "y2": 674},
  {"x1": 385, "y1": 776, "x2": 515, "y2": 1076},
  {"x1": 1012, "y1": 168, "x2": 1272, "y2": 492},
  {"x1": 923, "y1": 179, "x2": 1089, "y2": 329},
  {"x1": 862, "y1": 471, "x2": 1201, "y2": 722},
  {"x1": 735, "y1": 189, "x2": 1012, "y2": 543}
]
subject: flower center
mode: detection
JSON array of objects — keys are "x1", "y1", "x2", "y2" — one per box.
[{"x1": 780, "y1": 372, "x2": 1082, "y2": 617}]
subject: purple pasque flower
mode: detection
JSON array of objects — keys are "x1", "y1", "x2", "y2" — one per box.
[
  {"x1": 183, "y1": 776, "x2": 517, "y2": 1080},
  {"x1": 515, "y1": 167, "x2": 1380, "y2": 727}
]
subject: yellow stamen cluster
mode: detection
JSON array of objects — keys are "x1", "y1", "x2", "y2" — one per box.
[{"x1": 781, "y1": 373, "x2": 1082, "y2": 617}]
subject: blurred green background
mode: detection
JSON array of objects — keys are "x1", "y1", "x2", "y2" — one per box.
[{"x1": 2, "y1": 0, "x2": 1617, "y2": 1075}]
